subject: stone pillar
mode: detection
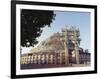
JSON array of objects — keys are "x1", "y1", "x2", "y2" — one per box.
[
  {"x1": 75, "y1": 46, "x2": 79, "y2": 64},
  {"x1": 74, "y1": 31, "x2": 80, "y2": 64},
  {"x1": 30, "y1": 55, "x2": 33, "y2": 64},
  {"x1": 60, "y1": 53, "x2": 62, "y2": 64},
  {"x1": 25, "y1": 55, "x2": 28, "y2": 64},
  {"x1": 41, "y1": 54, "x2": 45, "y2": 64},
  {"x1": 48, "y1": 54, "x2": 50, "y2": 64},
  {"x1": 28, "y1": 55, "x2": 31, "y2": 64},
  {"x1": 44, "y1": 54, "x2": 46, "y2": 64},
  {"x1": 21, "y1": 56, "x2": 23, "y2": 64},
  {"x1": 52, "y1": 53, "x2": 55, "y2": 64},
  {"x1": 40, "y1": 54, "x2": 43, "y2": 64},
  {"x1": 55, "y1": 52, "x2": 57, "y2": 64},
  {"x1": 34, "y1": 54, "x2": 38, "y2": 64},
  {"x1": 36, "y1": 54, "x2": 38, "y2": 64},
  {"x1": 34, "y1": 54, "x2": 37, "y2": 64},
  {"x1": 50, "y1": 54, "x2": 53, "y2": 64},
  {"x1": 32, "y1": 55, "x2": 35, "y2": 64},
  {"x1": 46, "y1": 54, "x2": 49, "y2": 64},
  {"x1": 64, "y1": 27, "x2": 69, "y2": 65},
  {"x1": 38, "y1": 54, "x2": 40, "y2": 64}
]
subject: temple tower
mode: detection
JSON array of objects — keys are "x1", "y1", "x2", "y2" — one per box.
[{"x1": 62, "y1": 26, "x2": 81, "y2": 64}]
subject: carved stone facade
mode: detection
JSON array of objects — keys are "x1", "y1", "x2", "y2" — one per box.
[{"x1": 21, "y1": 26, "x2": 90, "y2": 69}]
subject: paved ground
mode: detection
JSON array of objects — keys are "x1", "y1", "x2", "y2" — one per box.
[
  {"x1": 21, "y1": 63, "x2": 90, "y2": 69},
  {"x1": 71, "y1": 64, "x2": 90, "y2": 67}
]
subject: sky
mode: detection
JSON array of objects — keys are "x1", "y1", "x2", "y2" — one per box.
[{"x1": 22, "y1": 11, "x2": 91, "y2": 54}]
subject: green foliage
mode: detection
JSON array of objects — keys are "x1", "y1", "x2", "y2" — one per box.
[{"x1": 21, "y1": 9, "x2": 55, "y2": 47}]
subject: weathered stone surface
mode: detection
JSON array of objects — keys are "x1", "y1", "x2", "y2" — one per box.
[{"x1": 30, "y1": 32, "x2": 65, "y2": 53}]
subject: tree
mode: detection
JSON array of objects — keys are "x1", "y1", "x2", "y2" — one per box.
[{"x1": 21, "y1": 9, "x2": 55, "y2": 47}]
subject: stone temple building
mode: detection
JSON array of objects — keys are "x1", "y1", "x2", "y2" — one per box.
[{"x1": 21, "y1": 26, "x2": 91, "y2": 69}]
